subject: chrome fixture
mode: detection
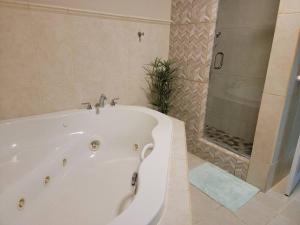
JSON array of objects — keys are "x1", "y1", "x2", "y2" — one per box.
[
  {"x1": 82, "y1": 102, "x2": 92, "y2": 110},
  {"x1": 138, "y1": 31, "x2": 144, "y2": 42},
  {"x1": 213, "y1": 52, "x2": 224, "y2": 70},
  {"x1": 62, "y1": 158, "x2": 67, "y2": 167},
  {"x1": 131, "y1": 172, "x2": 138, "y2": 194},
  {"x1": 110, "y1": 97, "x2": 119, "y2": 106},
  {"x1": 44, "y1": 176, "x2": 50, "y2": 185},
  {"x1": 134, "y1": 144, "x2": 139, "y2": 151},
  {"x1": 297, "y1": 75, "x2": 300, "y2": 82},
  {"x1": 95, "y1": 94, "x2": 107, "y2": 114},
  {"x1": 18, "y1": 198, "x2": 25, "y2": 209},
  {"x1": 216, "y1": 31, "x2": 222, "y2": 38},
  {"x1": 90, "y1": 140, "x2": 100, "y2": 151}
]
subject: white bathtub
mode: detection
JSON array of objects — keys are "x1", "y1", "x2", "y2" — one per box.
[{"x1": 0, "y1": 105, "x2": 173, "y2": 225}]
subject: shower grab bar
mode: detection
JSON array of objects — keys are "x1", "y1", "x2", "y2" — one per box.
[
  {"x1": 214, "y1": 52, "x2": 224, "y2": 70},
  {"x1": 140, "y1": 143, "x2": 154, "y2": 161}
]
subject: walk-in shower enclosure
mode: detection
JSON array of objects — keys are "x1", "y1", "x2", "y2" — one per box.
[{"x1": 204, "y1": 0, "x2": 280, "y2": 157}]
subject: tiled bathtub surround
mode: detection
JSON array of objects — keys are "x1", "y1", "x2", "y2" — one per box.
[{"x1": 0, "y1": 0, "x2": 171, "y2": 120}]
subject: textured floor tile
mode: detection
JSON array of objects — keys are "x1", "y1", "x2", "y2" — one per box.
[
  {"x1": 280, "y1": 200, "x2": 300, "y2": 225},
  {"x1": 254, "y1": 190, "x2": 289, "y2": 212},
  {"x1": 190, "y1": 185, "x2": 221, "y2": 224},
  {"x1": 194, "y1": 207, "x2": 245, "y2": 225},
  {"x1": 187, "y1": 152, "x2": 206, "y2": 169},
  {"x1": 236, "y1": 198, "x2": 277, "y2": 225},
  {"x1": 268, "y1": 215, "x2": 299, "y2": 225},
  {"x1": 290, "y1": 182, "x2": 300, "y2": 202}
]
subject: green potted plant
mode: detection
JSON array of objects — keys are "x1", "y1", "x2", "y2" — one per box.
[{"x1": 144, "y1": 58, "x2": 177, "y2": 114}]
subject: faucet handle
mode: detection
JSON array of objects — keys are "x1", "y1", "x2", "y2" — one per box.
[
  {"x1": 100, "y1": 94, "x2": 107, "y2": 100},
  {"x1": 81, "y1": 102, "x2": 92, "y2": 110},
  {"x1": 110, "y1": 98, "x2": 119, "y2": 106}
]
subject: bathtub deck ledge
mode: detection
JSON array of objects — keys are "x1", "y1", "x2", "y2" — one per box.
[{"x1": 157, "y1": 118, "x2": 192, "y2": 225}]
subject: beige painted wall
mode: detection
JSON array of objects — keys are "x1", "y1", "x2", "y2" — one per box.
[
  {"x1": 247, "y1": 0, "x2": 300, "y2": 190},
  {"x1": 0, "y1": 1, "x2": 170, "y2": 120}
]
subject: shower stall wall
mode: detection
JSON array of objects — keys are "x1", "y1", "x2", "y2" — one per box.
[{"x1": 204, "y1": 0, "x2": 280, "y2": 157}]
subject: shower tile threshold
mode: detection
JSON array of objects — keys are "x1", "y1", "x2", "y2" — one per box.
[
  {"x1": 193, "y1": 137, "x2": 250, "y2": 180},
  {"x1": 188, "y1": 152, "x2": 300, "y2": 225}
]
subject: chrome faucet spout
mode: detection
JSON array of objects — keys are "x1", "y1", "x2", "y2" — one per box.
[
  {"x1": 99, "y1": 94, "x2": 107, "y2": 107},
  {"x1": 94, "y1": 94, "x2": 107, "y2": 114}
]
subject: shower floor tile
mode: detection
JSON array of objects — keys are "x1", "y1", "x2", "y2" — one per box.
[{"x1": 204, "y1": 125, "x2": 253, "y2": 157}]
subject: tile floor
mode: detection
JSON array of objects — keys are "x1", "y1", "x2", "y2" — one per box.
[{"x1": 187, "y1": 152, "x2": 300, "y2": 225}]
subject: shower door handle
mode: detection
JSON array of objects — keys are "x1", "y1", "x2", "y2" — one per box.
[{"x1": 214, "y1": 52, "x2": 224, "y2": 70}]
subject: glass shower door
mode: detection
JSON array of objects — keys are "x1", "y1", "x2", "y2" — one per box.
[{"x1": 204, "y1": 0, "x2": 280, "y2": 157}]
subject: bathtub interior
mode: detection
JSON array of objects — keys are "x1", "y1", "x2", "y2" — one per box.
[{"x1": 0, "y1": 108, "x2": 158, "y2": 225}]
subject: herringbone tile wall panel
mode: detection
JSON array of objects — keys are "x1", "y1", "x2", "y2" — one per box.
[
  {"x1": 235, "y1": 158, "x2": 249, "y2": 180},
  {"x1": 169, "y1": 24, "x2": 189, "y2": 77},
  {"x1": 169, "y1": 0, "x2": 250, "y2": 180},
  {"x1": 187, "y1": 23, "x2": 213, "y2": 82},
  {"x1": 171, "y1": 0, "x2": 193, "y2": 24},
  {"x1": 191, "y1": 0, "x2": 219, "y2": 23}
]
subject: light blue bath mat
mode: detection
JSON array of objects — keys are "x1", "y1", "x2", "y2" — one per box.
[{"x1": 189, "y1": 163, "x2": 259, "y2": 212}]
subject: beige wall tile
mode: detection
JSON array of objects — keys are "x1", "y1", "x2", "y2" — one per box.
[
  {"x1": 0, "y1": 5, "x2": 170, "y2": 120},
  {"x1": 0, "y1": 87, "x2": 43, "y2": 119},
  {"x1": 264, "y1": 13, "x2": 300, "y2": 96},
  {"x1": 279, "y1": 0, "x2": 300, "y2": 14},
  {"x1": 251, "y1": 93, "x2": 285, "y2": 164},
  {"x1": 0, "y1": 7, "x2": 40, "y2": 90},
  {"x1": 247, "y1": 160, "x2": 272, "y2": 190}
]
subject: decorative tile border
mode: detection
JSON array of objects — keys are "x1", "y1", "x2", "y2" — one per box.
[
  {"x1": 0, "y1": 0, "x2": 172, "y2": 25},
  {"x1": 192, "y1": 138, "x2": 250, "y2": 180}
]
